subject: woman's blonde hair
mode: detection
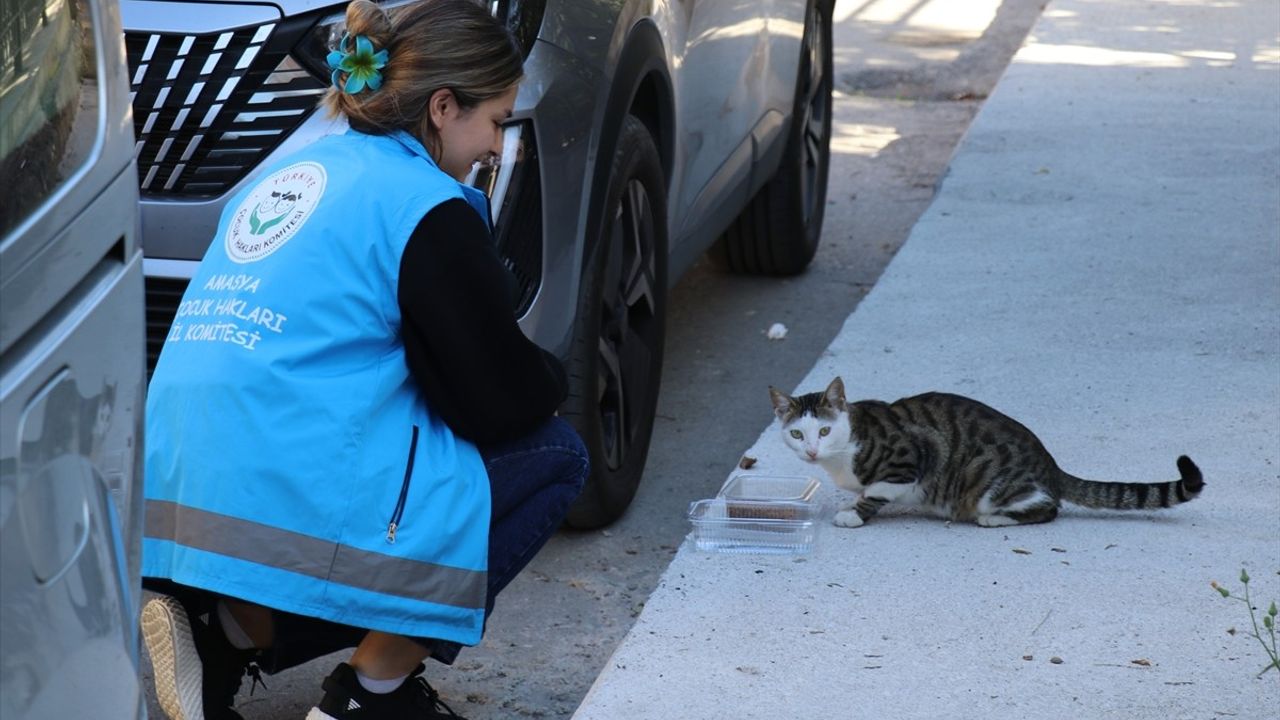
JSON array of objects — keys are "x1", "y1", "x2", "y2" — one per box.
[{"x1": 324, "y1": 0, "x2": 523, "y2": 155}]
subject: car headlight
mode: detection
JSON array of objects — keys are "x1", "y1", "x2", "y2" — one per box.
[
  {"x1": 470, "y1": 121, "x2": 542, "y2": 315},
  {"x1": 465, "y1": 123, "x2": 527, "y2": 219},
  {"x1": 490, "y1": 0, "x2": 546, "y2": 57}
]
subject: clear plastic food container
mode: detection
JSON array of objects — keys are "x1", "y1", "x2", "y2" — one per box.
[{"x1": 687, "y1": 474, "x2": 822, "y2": 554}]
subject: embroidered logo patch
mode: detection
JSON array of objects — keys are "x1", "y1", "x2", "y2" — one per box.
[{"x1": 225, "y1": 161, "x2": 327, "y2": 263}]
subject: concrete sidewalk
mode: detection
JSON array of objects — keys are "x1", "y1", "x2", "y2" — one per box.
[{"x1": 572, "y1": 1, "x2": 1280, "y2": 718}]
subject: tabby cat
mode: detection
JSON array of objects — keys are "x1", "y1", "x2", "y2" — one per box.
[{"x1": 769, "y1": 377, "x2": 1203, "y2": 528}]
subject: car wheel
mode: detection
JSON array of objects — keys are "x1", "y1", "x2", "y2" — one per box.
[
  {"x1": 712, "y1": 0, "x2": 833, "y2": 275},
  {"x1": 562, "y1": 115, "x2": 668, "y2": 529}
]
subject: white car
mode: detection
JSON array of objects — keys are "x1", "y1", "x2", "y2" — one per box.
[{"x1": 0, "y1": 0, "x2": 148, "y2": 716}]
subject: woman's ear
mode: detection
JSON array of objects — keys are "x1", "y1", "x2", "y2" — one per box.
[{"x1": 428, "y1": 88, "x2": 456, "y2": 130}]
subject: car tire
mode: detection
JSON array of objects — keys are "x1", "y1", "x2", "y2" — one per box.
[
  {"x1": 712, "y1": 0, "x2": 833, "y2": 276},
  {"x1": 562, "y1": 115, "x2": 668, "y2": 529}
]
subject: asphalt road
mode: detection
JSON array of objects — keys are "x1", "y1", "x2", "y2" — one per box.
[{"x1": 144, "y1": 2, "x2": 1049, "y2": 717}]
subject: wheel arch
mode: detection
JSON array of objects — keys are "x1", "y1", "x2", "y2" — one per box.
[{"x1": 580, "y1": 19, "x2": 674, "y2": 276}]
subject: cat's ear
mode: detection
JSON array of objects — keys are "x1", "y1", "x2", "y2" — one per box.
[
  {"x1": 824, "y1": 376, "x2": 847, "y2": 409},
  {"x1": 768, "y1": 386, "x2": 793, "y2": 419}
]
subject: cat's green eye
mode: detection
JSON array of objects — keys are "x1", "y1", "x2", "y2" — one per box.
[
  {"x1": 790, "y1": 429, "x2": 803, "y2": 440},
  {"x1": 819, "y1": 426, "x2": 831, "y2": 437}
]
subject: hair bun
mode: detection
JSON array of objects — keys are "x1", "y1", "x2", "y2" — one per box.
[
  {"x1": 344, "y1": 0, "x2": 393, "y2": 47},
  {"x1": 321, "y1": 0, "x2": 523, "y2": 144}
]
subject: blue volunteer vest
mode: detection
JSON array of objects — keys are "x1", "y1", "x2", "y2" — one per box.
[{"x1": 144, "y1": 130, "x2": 493, "y2": 644}]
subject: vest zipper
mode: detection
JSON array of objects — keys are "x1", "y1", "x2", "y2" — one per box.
[{"x1": 386, "y1": 424, "x2": 420, "y2": 544}]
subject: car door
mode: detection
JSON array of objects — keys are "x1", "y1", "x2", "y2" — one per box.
[
  {"x1": 669, "y1": 0, "x2": 771, "y2": 242},
  {"x1": 0, "y1": 0, "x2": 147, "y2": 717}
]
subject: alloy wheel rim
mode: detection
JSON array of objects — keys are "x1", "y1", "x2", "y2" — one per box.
[
  {"x1": 799, "y1": 2, "x2": 830, "y2": 226},
  {"x1": 596, "y1": 178, "x2": 660, "y2": 472}
]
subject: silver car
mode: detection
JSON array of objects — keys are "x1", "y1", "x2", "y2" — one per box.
[
  {"x1": 0, "y1": 0, "x2": 147, "y2": 716},
  {"x1": 125, "y1": 0, "x2": 833, "y2": 527}
]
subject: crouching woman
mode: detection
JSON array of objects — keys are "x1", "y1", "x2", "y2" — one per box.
[{"x1": 140, "y1": 2, "x2": 587, "y2": 718}]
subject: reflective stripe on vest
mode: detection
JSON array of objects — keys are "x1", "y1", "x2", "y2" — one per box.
[{"x1": 145, "y1": 499, "x2": 486, "y2": 610}]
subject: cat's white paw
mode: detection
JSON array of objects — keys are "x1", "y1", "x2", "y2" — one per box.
[{"x1": 833, "y1": 510, "x2": 865, "y2": 528}]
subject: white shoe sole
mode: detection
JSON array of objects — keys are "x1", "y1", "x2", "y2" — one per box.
[
  {"x1": 304, "y1": 709, "x2": 338, "y2": 720},
  {"x1": 142, "y1": 595, "x2": 205, "y2": 720}
]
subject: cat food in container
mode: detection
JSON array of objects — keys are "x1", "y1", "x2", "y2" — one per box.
[
  {"x1": 718, "y1": 474, "x2": 820, "y2": 507},
  {"x1": 687, "y1": 474, "x2": 822, "y2": 554}
]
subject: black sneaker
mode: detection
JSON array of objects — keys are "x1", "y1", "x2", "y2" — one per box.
[
  {"x1": 142, "y1": 595, "x2": 262, "y2": 720},
  {"x1": 305, "y1": 662, "x2": 466, "y2": 720},
  {"x1": 195, "y1": 602, "x2": 266, "y2": 719}
]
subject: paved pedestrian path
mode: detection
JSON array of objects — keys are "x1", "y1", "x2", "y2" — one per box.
[{"x1": 572, "y1": 0, "x2": 1280, "y2": 717}]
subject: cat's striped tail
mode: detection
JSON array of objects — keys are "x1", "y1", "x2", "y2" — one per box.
[{"x1": 1058, "y1": 456, "x2": 1204, "y2": 510}]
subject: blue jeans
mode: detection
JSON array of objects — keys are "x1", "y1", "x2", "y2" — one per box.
[
  {"x1": 430, "y1": 416, "x2": 588, "y2": 663},
  {"x1": 150, "y1": 416, "x2": 588, "y2": 672}
]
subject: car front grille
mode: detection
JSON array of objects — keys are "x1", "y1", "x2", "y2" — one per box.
[
  {"x1": 145, "y1": 276, "x2": 187, "y2": 377},
  {"x1": 125, "y1": 18, "x2": 327, "y2": 198}
]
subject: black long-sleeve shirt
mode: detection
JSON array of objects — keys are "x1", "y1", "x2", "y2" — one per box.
[{"x1": 397, "y1": 198, "x2": 567, "y2": 445}]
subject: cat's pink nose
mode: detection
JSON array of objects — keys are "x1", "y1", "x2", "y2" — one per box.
[{"x1": 806, "y1": 450, "x2": 818, "y2": 459}]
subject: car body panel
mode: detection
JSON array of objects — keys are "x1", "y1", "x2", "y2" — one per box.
[{"x1": 0, "y1": 0, "x2": 147, "y2": 716}]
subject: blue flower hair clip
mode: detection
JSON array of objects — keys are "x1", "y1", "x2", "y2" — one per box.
[{"x1": 326, "y1": 33, "x2": 389, "y2": 94}]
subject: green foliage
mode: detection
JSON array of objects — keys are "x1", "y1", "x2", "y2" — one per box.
[{"x1": 1211, "y1": 570, "x2": 1280, "y2": 681}]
